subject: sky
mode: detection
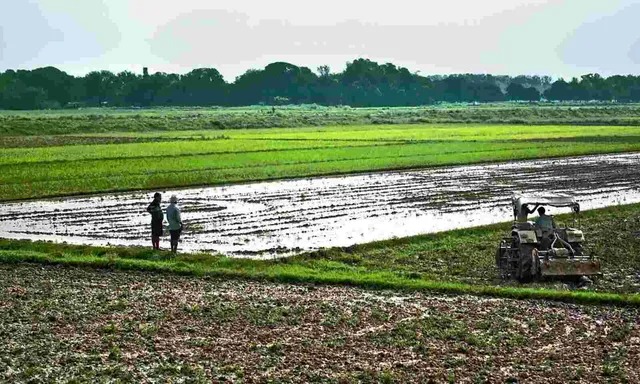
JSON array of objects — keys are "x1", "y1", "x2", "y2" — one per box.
[{"x1": 1, "y1": 0, "x2": 639, "y2": 81}]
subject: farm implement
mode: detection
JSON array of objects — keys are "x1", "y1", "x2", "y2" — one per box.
[{"x1": 496, "y1": 194, "x2": 601, "y2": 282}]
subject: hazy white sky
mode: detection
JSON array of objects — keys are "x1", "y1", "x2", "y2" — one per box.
[{"x1": 1, "y1": 0, "x2": 639, "y2": 80}]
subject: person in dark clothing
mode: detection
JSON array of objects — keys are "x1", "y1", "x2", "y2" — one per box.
[
  {"x1": 146, "y1": 192, "x2": 164, "y2": 250},
  {"x1": 517, "y1": 203, "x2": 540, "y2": 222}
]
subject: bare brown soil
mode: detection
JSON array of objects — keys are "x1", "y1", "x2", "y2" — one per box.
[{"x1": 1, "y1": 264, "x2": 638, "y2": 383}]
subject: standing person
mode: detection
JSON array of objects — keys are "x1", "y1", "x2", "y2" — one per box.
[
  {"x1": 166, "y1": 195, "x2": 183, "y2": 254},
  {"x1": 517, "y1": 203, "x2": 540, "y2": 223},
  {"x1": 146, "y1": 192, "x2": 164, "y2": 250}
]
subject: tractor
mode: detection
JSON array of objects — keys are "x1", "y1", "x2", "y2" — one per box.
[{"x1": 496, "y1": 194, "x2": 601, "y2": 282}]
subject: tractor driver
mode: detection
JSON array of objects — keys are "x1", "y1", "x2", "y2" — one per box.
[
  {"x1": 534, "y1": 207, "x2": 555, "y2": 230},
  {"x1": 517, "y1": 203, "x2": 539, "y2": 222}
]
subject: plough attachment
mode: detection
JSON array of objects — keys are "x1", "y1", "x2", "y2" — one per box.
[{"x1": 540, "y1": 257, "x2": 601, "y2": 277}]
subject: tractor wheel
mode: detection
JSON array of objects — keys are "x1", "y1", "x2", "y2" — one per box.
[{"x1": 517, "y1": 245, "x2": 539, "y2": 283}]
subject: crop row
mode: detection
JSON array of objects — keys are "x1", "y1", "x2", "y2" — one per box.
[
  {"x1": 2, "y1": 140, "x2": 639, "y2": 200},
  {"x1": 3, "y1": 124, "x2": 640, "y2": 166},
  {"x1": 76, "y1": 123, "x2": 640, "y2": 142},
  {"x1": 230, "y1": 124, "x2": 640, "y2": 142},
  {"x1": 2, "y1": 139, "x2": 633, "y2": 185},
  {"x1": 0, "y1": 138, "x2": 389, "y2": 166}
]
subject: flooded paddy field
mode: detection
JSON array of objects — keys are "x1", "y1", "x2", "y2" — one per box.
[{"x1": 1, "y1": 152, "x2": 639, "y2": 257}]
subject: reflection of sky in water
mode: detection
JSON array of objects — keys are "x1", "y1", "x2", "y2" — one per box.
[{"x1": 1, "y1": 152, "x2": 639, "y2": 258}]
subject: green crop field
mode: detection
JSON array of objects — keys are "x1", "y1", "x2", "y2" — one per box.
[{"x1": 1, "y1": 122, "x2": 640, "y2": 200}]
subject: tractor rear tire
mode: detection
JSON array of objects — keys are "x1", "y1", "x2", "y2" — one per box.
[{"x1": 517, "y1": 245, "x2": 538, "y2": 283}]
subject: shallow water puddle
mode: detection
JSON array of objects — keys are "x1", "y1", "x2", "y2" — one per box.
[{"x1": 1, "y1": 153, "x2": 640, "y2": 258}]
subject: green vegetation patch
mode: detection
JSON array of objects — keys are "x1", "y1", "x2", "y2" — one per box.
[{"x1": 1, "y1": 123, "x2": 640, "y2": 200}]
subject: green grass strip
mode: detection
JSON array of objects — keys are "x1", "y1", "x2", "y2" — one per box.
[{"x1": 1, "y1": 249, "x2": 638, "y2": 307}]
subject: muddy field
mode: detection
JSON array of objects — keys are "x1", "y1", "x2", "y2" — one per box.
[
  {"x1": 1, "y1": 152, "x2": 639, "y2": 257},
  {"x1": 1, "y1": 264, "x2": 638, "y2": 383}
]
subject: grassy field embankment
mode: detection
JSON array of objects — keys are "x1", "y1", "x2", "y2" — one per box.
[
  {"x1": 1, "y1": 123, "x2": 640, "y2": 200},
  {"x1": 2, "y1": 203, "x2": 639, "y2": 305},
  {"x1": 3, "y1": 104, "x2": 640, "y2": 135}
]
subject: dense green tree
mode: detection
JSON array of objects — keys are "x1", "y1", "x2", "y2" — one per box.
[
  {"x1": 0, "y1": 79, "x2": 47, "y2": 109},
  {"x1": 115, "y1": 71, "x2": 140, "y2": 105},
  {"x1": 21, "y1": 67, "x2": 74, "y2": 106},
  {"x1": 509, "y1": 75, "x2": 552, "y2": 93},
  {"x1": 180, "y1": 68, "x2": 227, "y2": 105},
  {"x1": 544, "y1": 79, "x2": 571, "y2": 101},
  {"x1": 606, "y1": 75, "x2": 640, "y2": 101},
  {"x1": 1, "y1": 61, "x2": 640, "y2": 109},
  {"x1": 579, "y1": 74, "x2": 612, "y2": 101},
  {"x1": 231, "y1": 62, "x2": 318, "y2": 105},
  {"x1": 507, "y1": 83, "x2": 540, "y2": 101},
  {"x1": 84, "y1": 70, "x2": 118, "y2": 105}
]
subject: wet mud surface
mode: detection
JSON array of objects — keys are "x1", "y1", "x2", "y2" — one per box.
[{"x1": 1, "y1": 153, "x2": 640, "y2": 257}]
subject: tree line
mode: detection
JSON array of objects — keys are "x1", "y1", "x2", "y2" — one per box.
[{"x1": 1, "y1": 59, "x2": 640, "y2": 109}]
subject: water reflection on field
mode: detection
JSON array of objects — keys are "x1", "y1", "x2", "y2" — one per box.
[{"x1": 1, "y1": 153, "x2": 639, "y2": 257}]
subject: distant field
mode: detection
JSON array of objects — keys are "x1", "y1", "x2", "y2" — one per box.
[
  {"x1": 1, "y1": 123, "x2": 640, "y2": 200},
  {"x1": 2, "y1": 103, "x2": 640, "y2": 136}
]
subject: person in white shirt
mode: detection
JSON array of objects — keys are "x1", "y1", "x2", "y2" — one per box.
[{"x1": 166, "y1": 195, "x2": 183, "y2": 253}]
